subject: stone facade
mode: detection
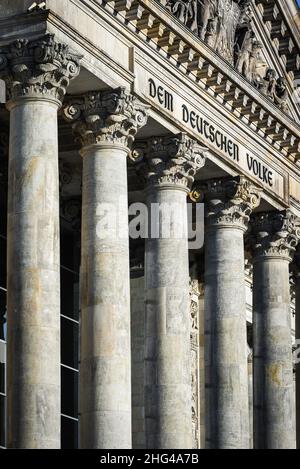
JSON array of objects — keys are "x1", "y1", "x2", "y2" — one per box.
[{"x1": 0, "y1": 0, "x2": 300, "y2": 450}]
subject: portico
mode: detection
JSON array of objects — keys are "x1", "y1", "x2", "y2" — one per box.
[{"x1": 0, "y1": 0, "x2": 300, "y2": 450}]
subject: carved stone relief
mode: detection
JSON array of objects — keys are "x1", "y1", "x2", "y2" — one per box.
[
  {"x1": 165, "y1": 1, "x2": 289, "y2": 112},
  {"x1": 190, "y1": 279, "x2": 200, "y2": 449}
]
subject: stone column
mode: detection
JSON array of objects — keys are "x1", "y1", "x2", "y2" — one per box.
[
  {"x1": 292, "y1": 251, "x2": 300, "y2": 449},
  {"x1": 251, "y1": 211, "x2": 299, "y2": 449},
  {"x1": 0, "y1": 35, "x2": 80, "y2": 448},
  {"x1": 141, "y1": 134, "x2": 207, "y2": 449},
  {"x1": 64, "y1": 89, "x2": 148, "y2": 449},
  {"x1": 200, "y1": 177, "x2": 261, "y2": 449},
  {"x1": 296, "y1": 269, "x2": 300, "y2": 449}
]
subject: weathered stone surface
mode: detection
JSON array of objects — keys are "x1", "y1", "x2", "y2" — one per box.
[
  {"x1": 296, "y1": 272, "x2": 300, "y2": 450},
  {"x1": 251, "y1": 211, "x2": 300, "y2": 449},
  {"x1": 201, "y1": 176, "x2": 261, "y2": 449},
  {"x1": 131, "y1": 276, "x2": 146, "y2": 449},
  {"x1": 1, "y1": 34, "x2": 81, "y2": 449},
  {"x1": 0, "y1": 34, "x2": 81, "y2": 104},
  {"x1": 295, "y1": 251, "x2": 300, "y2": 450},
  {"x1": 142, "y1": 135, "x2": 207, "y2": 449},
  {"x1": 6, "y1": 100, "x2": 61, "y2": 449},
  {"x1": 66, "y1": 89, "x2": 149, "y2": 449},
  {"x1": 79, "y1": 144, "x2": 132, "y2": 449}
]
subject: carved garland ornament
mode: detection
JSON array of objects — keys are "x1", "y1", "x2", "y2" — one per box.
[{"x1": 0, "y1": 34, "x2": 81, "y2": 103}]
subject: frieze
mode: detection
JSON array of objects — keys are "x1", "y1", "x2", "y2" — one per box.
[
  {"x1": 99, "y1": 0, "x2": 300, "y2": 160},
  {"x1": 135, "y1": 69, "x2": 287, "y2": 201}
]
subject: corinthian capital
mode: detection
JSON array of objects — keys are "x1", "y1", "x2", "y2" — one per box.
[
  {"x1": 195, "y1": 176, "x2": 262, "y2": 231},
  {"x1": 250, "y1": 210, "x2": 300, "y2": 261},
  {"x1": 63, "y1": 88, "x2": 149, "y2": 148},
  {"x1": 0, "y1": 34, "x2": 81, "y2": 104},
  {"x1": 133, "y1": 133, "x2": 207, "y2": 191}
]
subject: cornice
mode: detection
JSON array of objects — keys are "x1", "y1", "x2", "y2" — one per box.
[
  {"x1": 255, "y1": 0, "x2": 300, "y2": 80},
  {"x1": 280, "y1": 0, "x2": 300, "y2": 50},
  {"x1": 47, "y1": 6, "x2": 135, "y2": 88},
  {"x1": 253, "y1": 1, "x2": 300, "y2": 123},
  {"x1": 1, "y1": 1, "x2": 300, "y2": 163},
  {"x1": 97, "y1": 0, "x2": 300, "y2": 162},
  {"x1": 0, "y1": 9, "x2": 49, "y2": 43},
  {"x1": 251, "y1": 7, "x2": 300, "y2": 122}
]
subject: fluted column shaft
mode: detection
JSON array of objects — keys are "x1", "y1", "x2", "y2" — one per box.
[
  {"x1": 141, "y1": 134, "x2": 207, "y2": 449},
  {"x1": 0, "y1": 35, "x2": 80, "y2": 448},
  {"x1": 251, "y1": 211, "x2": 299, "y2": 449},
  {"x1": 64, "y1": 89, "x2": 148, "y2": 449},
  {"x1": 201, "y1": 177, "x2": 260, "y2": 449}
]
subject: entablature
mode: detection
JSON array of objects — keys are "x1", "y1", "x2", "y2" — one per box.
[
  {"x1": 1, "y1": 1, "x2": 300, "y2": 160},
  {"x1": 255, "y1": 0, "x2": 300, "y2": 81},
  {"x1": 93, "y1": 0, "x2": 300, "y2": 161},
  {"x1": 1, "y1": 0, "x2": 300, "y2": 211}
]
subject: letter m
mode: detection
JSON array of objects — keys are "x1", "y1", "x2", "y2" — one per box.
[{"x1": 165, "y1": 90, "x2": 173, "y2": 112}]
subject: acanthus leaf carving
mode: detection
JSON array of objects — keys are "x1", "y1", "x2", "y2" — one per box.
[
  {"x1": 63, "y1": 88, "x2": 149, "y2": 148},
  {"x1": 195, "y1": 175, "x2": 262, "y2": 230},
  {"x1": 249, "y1": 210, "x2": 300, "y2": 260},
  {"x1": 134, "y1": 133, "x2": 208, "y2": 190},
  {"x1": 0, "y1": 34, "x2": 81, "y2": 104},
  {"x1": 189, "y1": 278, "x2": 200, "y2": 449}
]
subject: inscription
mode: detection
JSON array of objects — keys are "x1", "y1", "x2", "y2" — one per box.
[
  {"x1": 246, "y1": 154, "x2": 273, "y2": 187},
  {"x1": 147, "y1": 77, "x2": 278, "y2": 190},
  {"x1": 149, "y1": 78, "x2": 173, "y2": 112},
  {"x1": 182, "y1": 104, "x2": 239, "y2": 162}
]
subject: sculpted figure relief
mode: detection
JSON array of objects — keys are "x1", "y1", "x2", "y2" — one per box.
[
  {"x1": 248, "y1": 40, "x2": 267, "y2": 84},
  {"x1": 259, "y1": 68, "x2": 277, "y2": 98},
  {"x1": 166, "y1": 0, "x2": 198, "y2": 33},
  {"x1": 197, "y1": 0, "x2": 219, "y2": 41},
  {"x1": 257, "y1": 69, "x2": 288, "y2": 112},
  {"x1": 165, "y1": 0, "x2": 289, "y2": 112},
  {"x1": 236, "y1": 32, "x2": 266, "y2": 84},
  {"x1": 274, "y1": 77, "x2": 289, "y2": 112},
  {"x1": 167, "y1": 0, "x2": 251, "y2": 63}
]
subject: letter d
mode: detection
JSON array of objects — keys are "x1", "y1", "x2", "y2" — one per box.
[{"x1": 182, "y1": 104, "x2": 189, "y2": 123}]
